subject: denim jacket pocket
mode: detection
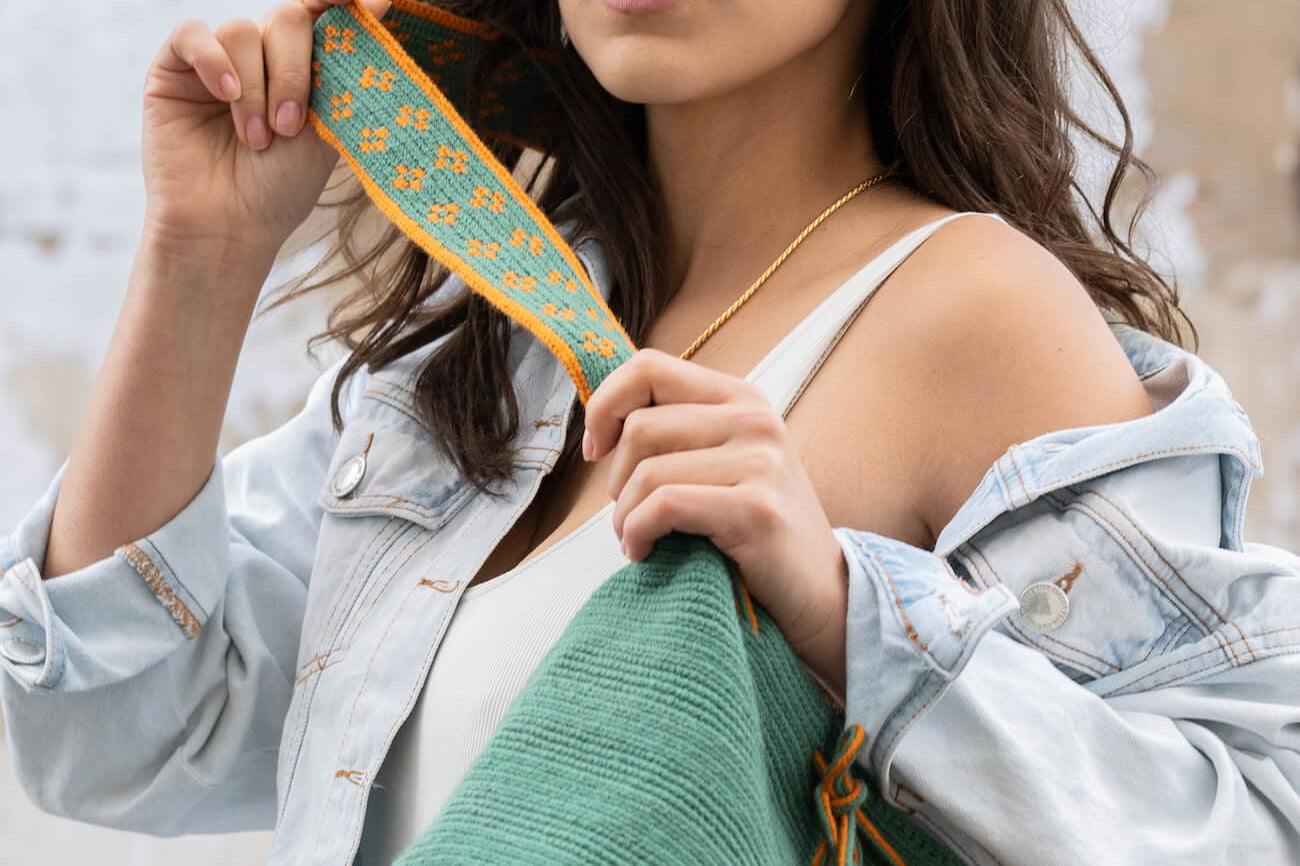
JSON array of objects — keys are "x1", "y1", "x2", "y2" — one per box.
[
  {"x1": 308, "y1": 385, "x2": 472, "y2": 645},
  {"x1": 317, "y1": 408, "x2": 475, "y2": 532},
  {"x1": 951, "y1": 482, "x2": 1204, "y2": 683}
]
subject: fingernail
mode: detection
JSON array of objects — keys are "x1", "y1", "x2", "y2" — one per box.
[
  {"x1": 219, "y1": 72, "x2": 240, "y2": 101},
  {"x1": 246, "y1": 115, "x2": 270, "y2": 149},
  {"x1": 621, "y1": 537, "x2": 630, "y2": 558},
  {"x1": 582, "y1": 428, "x2": 592, "y2": 461},
  {"x1": 275, "y1": 101, "x2": 300, "y2": 134}
]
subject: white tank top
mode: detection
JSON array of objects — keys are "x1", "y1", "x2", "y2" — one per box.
[{"x1": 354, "y1": 211, "x2": 999, "y2": 865}]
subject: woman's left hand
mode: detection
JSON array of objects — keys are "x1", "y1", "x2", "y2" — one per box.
[{"x1": 581, "y1": 347, "x2": 849, "y2": 660}]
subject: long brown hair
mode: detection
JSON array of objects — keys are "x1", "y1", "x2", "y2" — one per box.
[{"x1": 264, "y1": 0, "x2": 1194, "y2": 499}]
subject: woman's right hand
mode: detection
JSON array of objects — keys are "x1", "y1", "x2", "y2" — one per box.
[{"x1": 140, "y1": 0, "x2": 391, "y2": 256}]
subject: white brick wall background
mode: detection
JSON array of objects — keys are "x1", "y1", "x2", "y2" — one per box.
[{"x1": 0, "y1": 0, "x2": 1294, "y2": 861}]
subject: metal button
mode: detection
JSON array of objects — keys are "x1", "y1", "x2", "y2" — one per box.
[
  {"x1": 1018, "y1": 581, "x2": 1070, "y2": 633},
  {"x1": 331, "y1": 453, "x2": 367, "y2": 498},
  {"x1": 0, "y1": 638, "x2": 45, "y2": 666}
]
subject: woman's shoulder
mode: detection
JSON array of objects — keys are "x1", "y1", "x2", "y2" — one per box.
[{"x1": 827, "y1": 198, "x2": 1158, "y2": 543}]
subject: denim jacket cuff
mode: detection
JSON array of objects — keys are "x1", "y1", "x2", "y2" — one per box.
[
  {"x1": 0, "y1": 451, "x2": 229, "y2": 692},
  {"x1": 833, "y1": 526, "x2": 1019, "y2": 793}
]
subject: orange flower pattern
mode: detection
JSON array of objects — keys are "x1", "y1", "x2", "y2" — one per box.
[
  {"x1": 391, "y1": 164, "x2": 426, "y2": 191},
  {"x1": 359, "y1": 65, "x2": 396, "y2": 91},
  {"x1": 426, "y1": 203, "x2": 460, "y2": 225},
  {"x1": 510, "y1": 227, "x2": 544, "y2": 256},
  {"x1": 433, "y1": 145, "x2": 469, "y2": 173},
  {"x1": 548, "y1": 270, "x2": 578, "y2": 293},
  {"x1": 323, "y1": 25, "x2": 356, "y2": 54},
  {"x1": 542, "y1": 303, "x2": 577, "y2": 321},
  {"x1": 394, "y1": 104, "x2": 431, "y2": 131},
  {"x1": 359, "y1": 126, "x2": 389, "y2": 153},
  {"x1": 470, "y1": 186, "x2": 506, "y2": 212},
  {"x1": 466, "y1": 239, "x2": 501, "y2": 259},
  {"x1": 503, "y1": 270, "x2": 537, "y2": 292},
  {"x1": 427, "y1": 37, "x2": 464, "y2": 66},
  {"x1": 581, "y1": 332, "x2": 618, "y2": 358},
  {"x1": 330, "y1": 91, "x2": 353, "y2": 121}
]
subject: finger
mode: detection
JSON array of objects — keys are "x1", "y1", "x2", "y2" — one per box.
[
  {"x1": 215, "y1": 17, "x2": 271, "y2": 149},
  {"x1": 154, "y1": 18, "x2": 242, "y2": 102},
  {"x1": 605, "y1": 401, "x2": 752, "y2": 497},
  {"x1": 297, "y1": 0, "x2": 392, "y2": 21},
  {"x1": 585, "y1": 348, "x2": 767, "y2": 461},
  {"x1": 620, "y1": 483, "x2": 770, "y2": 562},
  {"x1": 261, "y1": 2, "x2": 313, "y2": 136},
  {"x1": 610, "y1": 446, "x2": 746, "y2": 540}
]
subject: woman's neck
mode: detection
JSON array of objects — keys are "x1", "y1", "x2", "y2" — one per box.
[{"x1": 644, "y1": 16, "x2": 884, "y2": 298}]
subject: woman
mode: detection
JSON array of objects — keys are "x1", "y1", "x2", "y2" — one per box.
[{"x1": 0, "y1": 0, "x2": 1296, "y2": 863}]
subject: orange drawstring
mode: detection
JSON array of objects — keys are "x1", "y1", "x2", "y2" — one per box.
[{"x1": 810, "y1": 725, "x2": 907, "y2": 866}]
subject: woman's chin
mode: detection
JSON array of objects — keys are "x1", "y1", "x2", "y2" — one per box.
[{"x1": 576, "y1": 35, "x2": 729, "y2": 105}]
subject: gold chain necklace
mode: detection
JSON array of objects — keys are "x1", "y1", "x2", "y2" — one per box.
[{"x1": 678, "y1": 167, "x2": 895, "y2": 362}]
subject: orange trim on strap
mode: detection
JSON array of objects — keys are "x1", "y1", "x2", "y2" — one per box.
[{"x1": 388, "y1": 0, "x2": 501, "y2": 39}]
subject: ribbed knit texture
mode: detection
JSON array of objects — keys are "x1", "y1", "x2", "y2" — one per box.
[
  {"x1": 307, "y1": 4, "x2": 964, "y2": 864},
  {"x1": 395, "y1": 532, "x2": 958, "y2": 866}
]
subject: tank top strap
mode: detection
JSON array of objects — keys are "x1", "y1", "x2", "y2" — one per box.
[{"x1": 743, "y1": 210, "x2": 1006, "y2": 419}]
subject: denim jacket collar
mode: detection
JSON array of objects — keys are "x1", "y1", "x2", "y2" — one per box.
[{"x1": 931, "y1": 322, "x2": 1264, "y2": 557}]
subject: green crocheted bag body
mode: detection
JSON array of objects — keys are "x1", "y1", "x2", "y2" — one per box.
[
  {"x1": 393, "y1": 532, "x2": 959, "y2": 866},
  {"x1": 307, "y1": 4, "x2": 965, "y2": 864}
]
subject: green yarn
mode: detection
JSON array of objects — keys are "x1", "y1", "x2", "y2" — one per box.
[
  {"x1": 392, "y1": 532, "x2": 956, "y2": 866},
  {"x1": 307, "y1": 4, "x2": 964, "y2": 864}
]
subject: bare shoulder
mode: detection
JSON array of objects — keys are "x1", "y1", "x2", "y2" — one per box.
[{"x1": 826, "y1": 208, "x2": 1157, "y2": 546}]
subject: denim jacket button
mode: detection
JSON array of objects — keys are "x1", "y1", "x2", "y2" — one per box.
[
  {"x1": 331, "y1": 453, "x2": 367, "y2": 498},
  {"x1": 1018, "y1": 581, "x2": 1070, "y2": 633},
  {"x1": 0, "y1": 637, "x2": 45, "y2": 665}
]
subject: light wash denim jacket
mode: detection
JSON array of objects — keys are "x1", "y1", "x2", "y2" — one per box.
[{"x1": 2, "y1": 227, "x2": 1299, "y2": 865}]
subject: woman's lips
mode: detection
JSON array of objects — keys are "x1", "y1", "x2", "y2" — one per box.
[{"x1": 600, "y1": 0, "x2": 687, "y2": 13}]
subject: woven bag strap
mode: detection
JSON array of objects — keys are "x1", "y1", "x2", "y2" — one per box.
[{"x1": 306, "y1": 0, "x2": 635, "y2": 404}]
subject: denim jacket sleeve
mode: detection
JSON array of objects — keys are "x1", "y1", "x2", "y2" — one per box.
[
  {"x1": 833, "y1": 434, "x2": 1300, "y2": 863},
  {"x1": 0, "y1": 355, "x2": 364, "y2": 835}
]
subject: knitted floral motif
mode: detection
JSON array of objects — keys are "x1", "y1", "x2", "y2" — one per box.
[
  {"x1": 433, "y1": 144, "x2": 468, "y2": 173},
  {"x1": 469, "y1": 186, "x2": 505, "y2": 212},
  {"x1": 510, "y1": 227, "x2": 544, "y2": 255},
  {"x1": 329, "y1": 91, "x2": 353, "y2": 121},
  {"x1": 503, "y1": 270, "x2": 536, "y2": 292},
  {"x1": 466, "y1": 239, "x2": 500, "y2": 259},
  {"x1": 427, "y1": 37, "x2": 464, "y2": 66},
  {"x1": 359, "y1": 64, "x2": 396, "y2": 91},
  {"x1": 581, "y1": 331, "x2": 618, "y2": 358},
  {"x1": 541, "y1": 302, "x2": 577, "y2": 320},
  {"x1": 477, "y1": 90, "x2": 506, "y2": 120},
  {"x1": 391, "y1": 164, "x2": 426, "y2": 191},
  {"x1": 426, "y1": 203, "x2": 459, "y2": 225},
  {"x1": 491, "y1": 58, "x2": 525, "y2": 85},
  {"x1": 323, "y1": 24, "x2": 356, "y2": 54},
  {"x1": 395, "y1": 104, "x2": 431, "y2": 131},
  {"x1": 358, "y1": 126, "x2": 388, "y2": 153}
]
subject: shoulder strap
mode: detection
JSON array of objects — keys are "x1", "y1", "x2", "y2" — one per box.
[{"x1": 746, "y1": 211, "x2": 1006, "y2": 419}]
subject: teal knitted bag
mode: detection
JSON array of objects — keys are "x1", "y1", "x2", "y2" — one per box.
[{"x1": 307, "y1": 4, "x2": 964, "y2": 864}]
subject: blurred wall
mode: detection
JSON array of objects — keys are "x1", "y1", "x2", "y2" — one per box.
[{"x1": 0, "y1": 0, "x2": 1296, "y2": 861}]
